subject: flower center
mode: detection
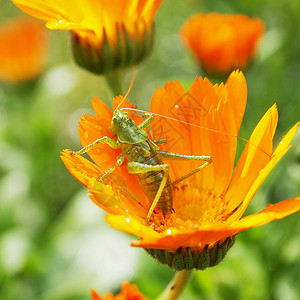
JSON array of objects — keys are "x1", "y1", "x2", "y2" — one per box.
[{"x1": 150, "y1": 184, "x2": 229, "y2": 233}]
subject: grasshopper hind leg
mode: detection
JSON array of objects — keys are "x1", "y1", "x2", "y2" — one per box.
[
  {"x1": 127, "y1": 161, "x2": 170, "y2": 225},
  {"x1": 157, "y1": 151, "x2": 212, "y2": 187}
]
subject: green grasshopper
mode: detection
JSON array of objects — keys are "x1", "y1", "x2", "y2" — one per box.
[{"x1": 72, "y1": 107, "x2": 212, "y2": 225}]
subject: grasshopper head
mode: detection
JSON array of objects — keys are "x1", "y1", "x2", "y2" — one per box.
[{"x1": 110, "y1": 109, "x2": 129, "y2": 135}]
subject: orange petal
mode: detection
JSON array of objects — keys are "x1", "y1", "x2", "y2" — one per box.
[
  {"x1": 222, "y1": 69, "x2": 247, "y2": 131},
  {"x1": 91, "y1": 281, "x2": 150, "y2": 300},
  {"x1": 61, "y1": 149, "x2": 148, "y2": 217},
  {"x1": 149, "y1": 81, "x2": 193, "y2": 181},
  {"x1": 106, "y1": 214, "x2": 232, "y2": 250},
  {"x1": 91, "y1": 289, "x2": 102, "y2": 300},
  {"x1": 113, "y1": 95, "x2": 134, "y2": 111},
  {"x1": 78, "y1": 113, "x2": 120, "y2": 171},
  {"x1": 231, "y1": 197, "x2": 300, "y2": 231},
  {"x1": 106, "y1": 197, "x2": 300, "y2": 250},
  {"x1": 119, "y1": 281, "x2": 150, "y2": 300},
  {"x1": 11, "y1": 0, "x2": 81, "y2": 29},
  {"x1": 91, "y1": 97, "x2": 113, "y2": 121},
  {"x1": 228, "y1": 121, "x2": 299, "y2": 221},
  {"x1": 73, "y1": 96, "x2": 152, "y2": 218},
  {"x1": 78, "y1": 97, "x2": 124, "y2": 175},
  {"x1": 225, "y1": 104, "x2": 278, "y2": 212},
  {"x1": 61, "y1": 149, "x2": 103, "y2": 187},
  {"x1": 88, "y1": 176, "x2": 147, "y2": 218},
  {"x1": 105, "y1": 214, "x2": 161, "y2": 241},
  {"x1": 149, "y1": 71, "x2": 248, "y2": 196},
  {"x1": 187, "y1": 70, "x2": 247, "y2": 194}
]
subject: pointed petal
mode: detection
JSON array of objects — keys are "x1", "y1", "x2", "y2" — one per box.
[
  {"x1": 77, "y1": 97, "x2": 123, "y2": 174},
  {"x1": 188, "y1": 70, "x2": 247, "y2": 195},
  {"x1": 149, "y1": 81, "x2": 193, "y2": 181},
  {"x1": 78, "y1": 113, "x2": 121, "y2": 171},
  {"x1": 88, "y1": 175, "x2": 147, "y2": 218},
  {"x1": 11, "y1": 0, "x2": 83, "y2": 29},
  {"x1": 106, "y1": 197, "x2": 300, "y2": 250},
  {"x1": 223, "y1": 69, "x2": 247, "y2": 131},
  {"x1": 61, "y1": 149, "x2": 102, "y2": 187},
  {"x1": 61, "y1": 149, "x2": 149, "y2": 217},
  {"x1": 231, "y1": 197, "x2": 300, "y2": 231},
  {"x1": 105, "y1": 214, "x2": 161, "y2": 241},
  {"x1": 226, "y1": 104, "x2": 278, "y2": 212},
  {"x1": 228, "y1": 121, "x2": 299, "y2": 221},
  {"x1": 92, "y1": 96, "x2": 113, "y2": 120},
  {"x1": 90, "y1": 289, "x2": 101, "y2": 300},
  {"x1": 105, "y1": 214, "x2": 232, "y2": 250}
]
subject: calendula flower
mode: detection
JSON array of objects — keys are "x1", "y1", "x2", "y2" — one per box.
[
  {"x1": 12, "y1": 0, "x2": 162, "y2": 74},
  {"x1": 91, "y1": 282, "x2": 149, "y2": 300},
  {"x1": 61, "y1": 70, "x2": 300, "y2": 270},
  {"x1": 0, "y1": 16, "x2": 48, "y2": 84},
  {"x1": 180, "y1": 13, "x2": 265, "y2": 75}
]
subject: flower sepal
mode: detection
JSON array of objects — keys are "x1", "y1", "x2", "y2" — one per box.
[
  {"x1": 145, "y1": 235, "x2": 236, "y2": 271},
  {"x1": 71, "y1": 23, "x2": 154, "y2": 74}
]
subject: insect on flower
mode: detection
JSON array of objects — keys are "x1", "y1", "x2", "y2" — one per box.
[
  {"x1": 62, "y1": 70, "x2": 300, "y2": 270},
  {"x1": 64, "y1": 71, "x2": 274, "y2": 227},
  {"x1": 68, "y1": 76, "x2": 212, "y2": 225}
]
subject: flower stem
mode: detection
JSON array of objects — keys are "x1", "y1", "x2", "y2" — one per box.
[
  {"x1": 105, "y1": 69, "x2": 124, "y2": 96},
  {"x1": 157, "y1": 270, "x2": 194, "y2": 300}
]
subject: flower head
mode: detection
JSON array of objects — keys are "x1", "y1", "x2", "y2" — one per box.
[
  {"x1": 12, "y1": 0, "x2": 163, "y2": 74},
  {"x1": 0, "y1": 16, "x2": 48, "y2": 84},
  {"x1": 62, "y1": 70, "x2": 300, "y2": 270},
  {"x1": 91, "y1": 282, "x2": 149, "y2": 300},
  {"x1": 180, "y1": 13, "x2": 265, "y2": 75}
]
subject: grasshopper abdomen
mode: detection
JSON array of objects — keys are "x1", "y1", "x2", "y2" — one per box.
[{"x1": 135, "y1": 145, "x2": 173, "y2": 216}]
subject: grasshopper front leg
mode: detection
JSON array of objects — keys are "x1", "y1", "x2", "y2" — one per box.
[
  {"x1": 72, "y1": 136, "x2": 120, "y2": 156},
  {"x1": 72, "y1": 137, "x2": 124, "y2": 183},
  {"x1": 100, "y1": 155, "x2": 124, "y2": 182},
  {"x1": 138, "y1": 112, "x2": 154, "y2": 130}
]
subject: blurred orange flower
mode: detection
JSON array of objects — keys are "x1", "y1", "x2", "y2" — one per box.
[
  {"x1": 12, "y1": 0, "x2": 163, "y2": 74},
  {"x1": 0, "y1": 16, "x2": 48, "y2": 84},
  {"x1": 91, "y1": 282, "x2": 149, "y2": 300},
  {"x1": 180, "y1": 13, "x2": 265, "y2": 75},
  {"x1": 61, "y1": 70, "x2": 300, "y2": 270}
]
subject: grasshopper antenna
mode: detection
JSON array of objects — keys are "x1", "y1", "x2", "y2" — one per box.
[{"x1": 114, "y1": 66, "x2": 137, "y2": 111}]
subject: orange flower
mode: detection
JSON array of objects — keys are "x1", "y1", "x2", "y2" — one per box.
[
  {"x1": 61, "y1": 70, "x2": 300, "y2": 270},
  {"x1": 12, "y1": 0, "x2": 163, "y2": 74},
  {"x1": 91, "y1": 282, "x2": 149, "y2": 300},
  {"x1": 180, "y1": 13, "x2": 265, "y2": 75},
  {"x1": 0, "y1": 16, "x2": 48, "y2": 84}
]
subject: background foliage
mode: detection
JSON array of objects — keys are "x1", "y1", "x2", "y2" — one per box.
[{"x1": 0, "y1": 0, "x2": 300, "y2": 299}]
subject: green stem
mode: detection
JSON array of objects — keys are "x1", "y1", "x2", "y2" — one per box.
[
  {"x1": 157, "y1": 270, "x2": 194, "y2": 300},
  {"x1": 104, "y1": 69, "x2": 125, "y2": 96}
]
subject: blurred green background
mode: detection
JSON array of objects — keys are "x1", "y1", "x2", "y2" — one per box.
[{"x1": 1, "y1": 0, "x2": 300, "y2": 299}]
